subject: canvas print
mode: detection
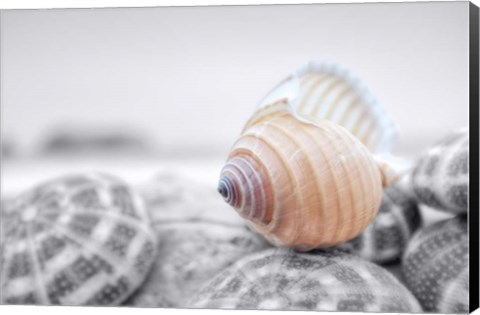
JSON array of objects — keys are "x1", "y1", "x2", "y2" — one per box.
[{"x1": 0, "y1": 1, "x2": 477, "y2": 313}]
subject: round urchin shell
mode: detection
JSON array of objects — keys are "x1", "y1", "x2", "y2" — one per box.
[
  {"x1": 190, "y1": 248, "x2": 422, "y2": 312},
  {"x1": 0, "y1": 173, "x2": 157, "y2": 306},
  {"x1": 402, "y1": 215, "x2": 468, "y2": 313},
  {"x1": 411, "y1": 128, "x2": 469, "y2": 214},
  {"x1": 341, "y1": 176, "x2": 422, "y2": 263}
]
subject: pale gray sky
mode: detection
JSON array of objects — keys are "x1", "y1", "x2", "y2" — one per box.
[{"x1": 1, "y1": 2, "x2": 469, "y2": 158}]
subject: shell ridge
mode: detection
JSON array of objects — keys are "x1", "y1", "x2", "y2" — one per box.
[
  {"x1": 299, "y1": 120, "x2": 368, "y2": 246},
  {"x1": 235, "y1": 155, "x2": 267, "y2": 222},
  {"x1": 227, "y1": 158, "x2": 257, "y2": 219},
  {"x1": 349, "y1": 141, "x2": 379, "y2": 239},
  {"x1": 290, "y1": 121, "x2": 370, "y2": 244},
  {"x1": 264, "y1": 119, "x2": 321, "y2": 247},
  {"x1": 294, "y1": 124, "x2": 329, "y2": 245},
  {"x1": 239, "y1": 134, "x2": 293, "y2": 229},
  {"x1": 226, "y1": 141, "x2": 278, "y2": 231},
  {"x1": 255, "y1": 121, "x2": 305, "y2": 245},
  {"x1": 327, "y1": 129, "x2": 360, "y2": 243},
  {"x1": 359, "y1": 150, "x2": 384, "y2": 229},
  {"x1": 222, "y1": 166, "x2": 249, "y2": 215}
]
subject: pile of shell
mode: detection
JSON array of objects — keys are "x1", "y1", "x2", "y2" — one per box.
[
  {"x1": 402, "y1": 128, "x2": 469, "y2": 313},
  {"x1": 0, "y1": 129, "x2": 469, "y2": 311},
  {"x1": 0, "y1": 62, "x2": 470, "y2": 313}
]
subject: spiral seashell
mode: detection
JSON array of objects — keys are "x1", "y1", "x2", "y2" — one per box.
[
  {"x1": 125, "y1": 173, "x2": 268, "y2": 308},
  {"x1": 0, "y1": 173, "x2": 157, "y2": 305},
  {"x1": 411, "y1": 128, "x2": 469, "y2": 213},
  {"x1": 402, "y1": 215, "x2": 468, "y2": 313},
  {"x1": 191, "y1": 248, "x2": 421, "y2": 312},
  {"x1": 218, "y1": 62, "x2": 399, "y2": 250},
  {"x1": 340, "y1": 175, "x2": 422, "y2": 263}
]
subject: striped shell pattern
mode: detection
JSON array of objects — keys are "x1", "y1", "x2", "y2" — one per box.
[
  {"x1": 191, "y1": 248, "x2": 421, "y2": 312},
  {"x1": 218, "y1": 61, "x2": 399, "y2": 250},
  {"x1": 412, "y1": 128, "x2": 469, "y2": 213},
  {"x1": 0, "y1": 173, "x2": 157, "y2": 305},
  {"x1": 125, "y1": 173, "x2": 268, "y2": 308},
  {"x1": 402, "y1": 215, "x2": 469, "y2": 313},
  {"x1": 258, "y1": 61, "x2": 397, "y2": 153},
  {"x1": 341, "y1": 176, "x2": 422, "y2": 263}
]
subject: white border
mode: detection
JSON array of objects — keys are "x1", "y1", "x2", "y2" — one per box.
[
  {"x1": 0, "y1": 1, "x2": 477, "y2": 315},
  {"x1": 0, "y1": 0, "x2": 473, "y2": 10}
]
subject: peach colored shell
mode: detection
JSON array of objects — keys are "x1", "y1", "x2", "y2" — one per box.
[{"x1": 218, "y1": 61, "x2": 399, "y2": 250}]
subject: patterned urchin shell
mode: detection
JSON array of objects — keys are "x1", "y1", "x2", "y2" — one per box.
[
  {"x1": 0, "y1": 173, "x2": 157, "y2": 306},
  {"x1": 411, "y1": 128, "x2": 469, "y2": 214},
  {"x1": 402, "y1": 215, "x2": 468, "y2": 313},
  {"x1": 340, "y1": 176, "x2": 422, "y2": 264},
  {"x1": 190, "y1": 248, "x2": 421, "y2": 312},
  {"x1": 125, "y1": 221, "x2": 268, "y2": 308}
]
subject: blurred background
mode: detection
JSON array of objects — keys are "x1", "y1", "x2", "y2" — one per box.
[{"x1": 1, "y1": 2, "x2": 469, "y2": 198}]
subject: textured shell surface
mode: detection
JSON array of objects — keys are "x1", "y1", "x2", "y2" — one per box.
[
  {"x1": 402, "y1": 215, "x2": 468, "y2": 313},
  {"x1": 191, "y1": 247, "x2": 422, "y2": 312},
  {"x1": 0, "y1": 173, "x2": 157, "y2": 306},
  {"x1": 411, "y1": 128, "x2": 469, "y2": 214},
  {"x1": 126, "y1": 222, "x2": 268, "y2": 308},
  {"x1": 218, "y1": 61, "x2": 401, "y2": 250},
  {"x1": 340, "y1": 176, "x2": 422, "y2": 264},
  {"x1": 125, "y1": 172, "x2": 269, "y2": 308}
]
